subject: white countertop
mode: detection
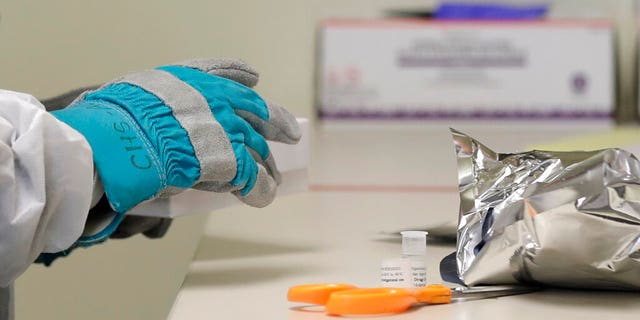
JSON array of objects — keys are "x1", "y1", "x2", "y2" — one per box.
[
  {"x1": 169, "y1": 121, "x2": 640, "y2": 320},
  {"x1": 168, "y1": 190, "x2": 640, "y2": 320}
]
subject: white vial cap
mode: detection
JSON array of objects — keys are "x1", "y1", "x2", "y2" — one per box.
[{"x1": 400, "y1": 231, "x2": 428, "y2": 256}]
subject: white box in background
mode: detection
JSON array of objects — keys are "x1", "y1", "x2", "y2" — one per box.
[{"x1": 318, "y1": 19, "x2": 614, "y2": 120}]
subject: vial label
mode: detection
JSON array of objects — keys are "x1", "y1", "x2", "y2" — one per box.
[
  {"x1": 411, "y1": 264, "x2": 427, "y2": 287},
  {"x1": 380, "y1": 259, "x2": 412, "y2": 288}
]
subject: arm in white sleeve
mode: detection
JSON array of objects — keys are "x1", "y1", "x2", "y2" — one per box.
[{"x1": 0, "y1": 89, "x2": 94, "y2": 286}]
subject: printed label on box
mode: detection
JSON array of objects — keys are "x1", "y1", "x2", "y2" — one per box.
[{"x1": 318, "y1": 20, "x2": 614, "y2": 120}]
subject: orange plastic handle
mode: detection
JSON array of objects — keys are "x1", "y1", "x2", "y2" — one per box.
[
  {"x1": 326, "y1": 287, "x2": 417, "y2": 315},
  {"x1": 288, "y1": 283, "x2": 453, "y2": 315},
  {"x1": 415, "y1": 284, "x2": 453, "y2": 304},
  {"x1": 325, "y1": 285, "x2": 452, "y2": 315},
  {"x1": 287, "y1": 283, "x2": 357, "y2": 305}
]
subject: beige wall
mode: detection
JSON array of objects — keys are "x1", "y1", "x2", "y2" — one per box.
[
  {"x1": 0, "y1": 0, "x2": 637, "y2": 120},
  {"x1": 0, "y1": 0, "x2": 434, "y2": 120}
]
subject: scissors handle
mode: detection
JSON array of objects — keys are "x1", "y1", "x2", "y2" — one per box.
[
  {"x1": 325, "y1": 285, "x2": 453, "y2": 315},
  {"x1": 415, "y1": 284, "x2": 452, "y2": 304},
  {"x1": 288, "y1": 283, "x2": 453, "y2": 315},
  {"x1": 326, "y1": 288, "x2": 417, "y2": 315},
  {"x1": 287, "y1": 283, "x2": 357, "y2": 305}
]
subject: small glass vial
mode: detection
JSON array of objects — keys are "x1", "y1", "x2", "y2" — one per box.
[
  {"x1": 379, "y1": 231, "x2": 428, "y2": 288},
  {"x1": 400, "y1": 231, "x2": 428, "y2": 288}
]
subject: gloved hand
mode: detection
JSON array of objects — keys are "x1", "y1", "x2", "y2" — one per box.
[
  {"x1": 52, "y1": 58, "x2": 301, "y2": 214},
  {"x1": 42, "y1": 85, "x2": 174, "y2": 241}
]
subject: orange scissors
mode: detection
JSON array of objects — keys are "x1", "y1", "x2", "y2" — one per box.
[{"x1": 287, "y1": 283, "x2": 535, "y2": 315}]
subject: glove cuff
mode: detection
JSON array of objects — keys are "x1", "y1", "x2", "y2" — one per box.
[{"x1": 52, "y1": 100, "x2": 165, "y2": 213}]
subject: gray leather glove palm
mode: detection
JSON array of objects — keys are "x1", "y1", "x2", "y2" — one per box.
[{"x1": 179, "y1": 59, "x2": 302, "y2": 204}]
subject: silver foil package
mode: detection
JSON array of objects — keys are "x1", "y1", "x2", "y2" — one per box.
[{"x1": 452, "y1": 129, "x2": 640, "y2": 290}]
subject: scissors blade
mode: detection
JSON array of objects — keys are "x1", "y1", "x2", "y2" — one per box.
[{"x1": 450, "y1": 285, "x2": 538, "y2": 302}]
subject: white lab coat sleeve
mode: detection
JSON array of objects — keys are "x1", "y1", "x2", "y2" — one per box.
[{"x1": 0, "y1": 89, "x2": 94, "y2": 287}]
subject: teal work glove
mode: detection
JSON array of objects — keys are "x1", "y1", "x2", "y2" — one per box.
[{"x1": 52, "y1": 58, "x2": 301, "y2": 237}]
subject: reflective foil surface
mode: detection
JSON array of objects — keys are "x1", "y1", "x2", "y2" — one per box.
[{"x1": 453, "y1": 129, "x2": 640, "y2": 290}]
